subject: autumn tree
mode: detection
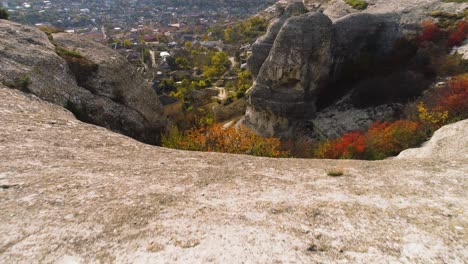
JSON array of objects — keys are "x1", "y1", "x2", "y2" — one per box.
[
  {"x1": 122, "y1": 38, "x2": 132, "y2": 48},
  {"x1": 365, "y1": 121, "x2": 425, "y2": 160},
  {"x1": 162, "y1": 124, "x2": 288, "y2": 158}
]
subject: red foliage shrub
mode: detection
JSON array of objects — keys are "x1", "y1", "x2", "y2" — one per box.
[
  {"x1": 437, "y1": 74, "x2": 468, "y2": 119},
  {"x1": 418, "y1": 20, "x2": 441, "y2": 45},
  {"x1": 314, "y1": 131, "x2": 366, "y2": 159},
  {"x1": 448, "y1": 21, "x2": 468, "y2": 47}
]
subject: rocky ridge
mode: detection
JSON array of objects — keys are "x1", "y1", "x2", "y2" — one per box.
[{"x1": 0, "y1": 20, "x2": 166, "y2": 145}]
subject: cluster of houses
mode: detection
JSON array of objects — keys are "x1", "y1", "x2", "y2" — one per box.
[{"x1": 5, "y1": 0, "x2": 263, "y2": 122}]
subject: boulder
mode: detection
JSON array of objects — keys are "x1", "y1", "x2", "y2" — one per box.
[
  {"x1": 0, "y1": 20, "x2": 79, "y2": 105},
  {"x1": 331, "y1": 13, "x2": 401, "y2": 79},
  {"x1": 397, "y1": 119, "x2": 468, "y2": 160},
  {"x1": 52, "y1": 33, "x2": 166, "y2": 144},
  {"x1": 0, "y1": 20, "x2": 166, "y2": 145}
]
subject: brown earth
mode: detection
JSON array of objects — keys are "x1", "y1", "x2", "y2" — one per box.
[{"x1": 0, "y1": 86, "x2": 467, "y2": 263}]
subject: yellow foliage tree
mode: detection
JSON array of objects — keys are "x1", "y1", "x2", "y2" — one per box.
[{"x1": 417, "y1": 101, "x2": 449, "y2": 127}]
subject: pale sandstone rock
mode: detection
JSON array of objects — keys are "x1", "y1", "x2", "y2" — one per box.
[{"x1": 0, "y1": 86, "x2": 467, "y2": 263}]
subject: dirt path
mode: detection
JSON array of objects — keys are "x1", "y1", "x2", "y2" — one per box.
[{"x1": 0, "y1": 87, "x2": 467, "y2": 263}]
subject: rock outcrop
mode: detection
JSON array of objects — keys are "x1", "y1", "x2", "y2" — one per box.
[
  {"x1": 243, "y1": 2, "x2": 403, "y2": 137},
  {"x1": 247, "y1": 1, "x2": 309, "y2": 78},
  {"x1": 0, "y1": 20, "x2": 166, "y2": 144},
  {"x1": 242, "y1": 0, "x2": 467, "y2": 138},
  {"x1": 397, "y1": 119, "x2": 468, "y2": 160},
  {"x1": 0, "y1": 20, "x2": 79, "y2": 105},
  {"x1": 321, "y1": 0, "x2": 468, "y2": 28},
  {"x1": 1, "y1": 86, "x2": 467, "y2": 263}
]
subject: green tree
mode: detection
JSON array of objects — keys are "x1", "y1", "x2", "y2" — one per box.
[
  {"x1": 223, "y1": 16, "x2": 267, "y2": 44},
  {"x1": 158, "y1": 78, "x2": 176, "y2": 93},
  {"x1": 0, "y1": 8, "x2": 9, "y2": 20},
  {"x1": 170, "y1": 78, "x2": 194, "y2": 102},
  {"x1": 175, "y1": 57, "x2": 191, "y2": 70},
  {"x1": 236, "y1": 70, "x2": 253, "y2": 98},
  {"x1": 122, "y1": 38, "x2": 132, "y2": 48},
  {"x1": 203, "y1": 52, "x2": 229, "y2": 79}
]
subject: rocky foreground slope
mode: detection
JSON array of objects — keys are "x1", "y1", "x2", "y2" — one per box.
[{"x1": 0, "y1": 86, "x2": 467, "y2": 263}]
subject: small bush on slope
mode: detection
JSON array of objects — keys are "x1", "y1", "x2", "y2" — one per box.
[
  {"x1": 345, "y1": 0, "x2": 368, "y2": 10},
  {"x1": 16, "y1": 76, "x2": 32, "y2": 92},
  {"x1": 418, "y1": 20, "x2": 442, "y2": 44}
]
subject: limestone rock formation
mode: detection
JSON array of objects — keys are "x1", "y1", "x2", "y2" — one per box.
[
  {"x1": 0, "y1": 20, "x2": 166, "y2": 144},
  {"x1": 243, "y1": 0, "x2": 467, "y2": 138},
  {"x1": 0, "y1": 20, "x2": 79, "y2": 106},
  {"x1": 253, "y1": 13, "x2": 333, "y2": 118},
  {"x1": 247, "y1": 1, "x2": 309, "y2": 78},
  {"x1": 52, "y1": 33, "x2": 166, "y2": 144},
  {"x1": 308, "y1": 0, "x2": 468, "y2": 26},
  {"x1": 1, "y1": 86, "x2": 467, "y2": 263},
  {"x1": 243, "y1": 2, "x2": 403, "y2": 137}
]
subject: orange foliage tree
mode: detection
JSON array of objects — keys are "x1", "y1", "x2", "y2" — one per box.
[
  {"x1": 365, "y1": 120, "x2": 426, "y2": 159},
  {"x1": 162, "y1": 124, "x2": 288, "y2": 158}
]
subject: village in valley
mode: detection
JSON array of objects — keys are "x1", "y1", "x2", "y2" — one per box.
[{"x1": 4, "y1": 0, "x2": 276, "y2": 128}]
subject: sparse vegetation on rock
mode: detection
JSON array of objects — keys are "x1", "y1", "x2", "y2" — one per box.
[
  {"x1": 16, "y1": 76, "x2": 32, "y2": 92},
  {"x1": 327, "y1": 168, "x2": 344, "y2": 177},
  {"x1": 345, "y1": 0, "x2": 368, "y2": 10}
]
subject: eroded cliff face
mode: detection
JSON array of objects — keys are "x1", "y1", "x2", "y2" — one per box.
[
  {"x1": 0, "y1": 20, "x2": 166, "y2": 144},
  {"x1": 242, "y1": 0, "x2": 467, "y2": 138}
]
